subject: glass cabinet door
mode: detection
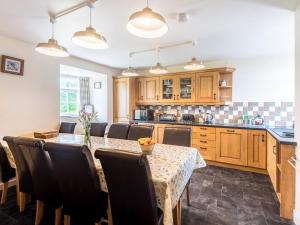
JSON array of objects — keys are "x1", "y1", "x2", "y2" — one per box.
[
  {"x1": 160, "y1": 76, "x2": 176, "y2": 101},
  {"x1": 177, "y1": 74, "x2": 195, "y2": 102}
]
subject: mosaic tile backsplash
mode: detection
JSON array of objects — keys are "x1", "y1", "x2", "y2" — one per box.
[{"x1": 141, "y1": 102, "x2": 294, "y2": 127}]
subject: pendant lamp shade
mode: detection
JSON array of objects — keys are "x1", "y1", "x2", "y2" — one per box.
[
  {"x1": 72, "y1": 27, "x2": 108, "y2": 49},
  {"x1": 122, "y1": 67, "x2": 139, "y2": 76},
  {"x1": 149, "y1": 62, "x2": 168, "y2": 74},
  {"x1": 184, "y1": 58, "x2": 205, "y2": 71}
]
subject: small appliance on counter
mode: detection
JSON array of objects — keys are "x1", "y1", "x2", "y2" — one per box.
[
  {"x1": 202, "y1": 113, "x2": 214, "y2": 124},
  {"x1": 134, "y1": 109, "x2": 154, "y2": 121},
  {"x1": 181, "y1": 114, "x2": 195, "y2": 123},
  {"x1": 159, "y1": 113, "x2": 177, "y2": 122},
  {"x1": 251, "y1": 114, "x2": 264, "y2": 125}
]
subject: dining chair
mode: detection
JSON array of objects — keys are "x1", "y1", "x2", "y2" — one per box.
[
  {"x1": 90, "y1": 122, "x2": 108, "y2": 137},
  {"x1": 3, "y1": 136, "x2": 34, "y2": 212},
  {"x1": 162, "y1": 127, "x2": 192, "y2": 206},
  {"x1": 107, "y1": 123, "x2": 130, "y2": 139},
  {"x1": 59, "y1": 122, "x2": 77, "y2": 134},
  {"x1": 95, "y1": 149, "x2": 163, "y2": 225},
  {"x1": 44, "y1": 142, "x2": 108, "y2": 225},
  {"x1": 0, "y1": 143, "x2": 16, "y2": 204},
  {"x1": 14, "y1": 137, "x2": 62, "y2": 225},
  {"x1": 127, "y1": 124, "x2": 154, "y2": 140}
]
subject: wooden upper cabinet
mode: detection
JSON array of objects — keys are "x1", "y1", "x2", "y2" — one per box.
[
  {"x1": 195, "y1": 72, "x2": 219, "y2": 102},
  {"x1": 177, "y1": 74, "x2": 195, "y2": 102},
  {"x1": 144, "y1": 77, "x2": 160, "y2": 102},
  {"x1": 135, "y1": 78, "x2": 144, "y2": 103},
  {"x1": 216, "y1": 128, "x2": 248, "y2": 166},
  {"x1": 159, "y1": 75, "x2": 177, "y2": 102},
  {"x1": 247, "y1": 130, "x2": 267, "y2": 169}
]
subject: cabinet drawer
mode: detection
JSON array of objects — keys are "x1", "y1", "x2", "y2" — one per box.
[
  {"x1": 196, "y1": 146, "x2": 216, "y2": 161},
  {"x1": 192, "y1": 139, "x2": 216, "y2": 147},
  {"x1": 193, "y1": 126, "x2": 216, "y2": 134},
  {"x1": 193, "y1": 132, "x2": 216, "y2": 140}
]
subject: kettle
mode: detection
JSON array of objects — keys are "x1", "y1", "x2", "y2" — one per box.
[{"x1": 203, "y1": 113, "x2": 214, "y2": 124}]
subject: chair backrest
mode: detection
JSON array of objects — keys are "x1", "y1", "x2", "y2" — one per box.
[
  {"x1": 127, "y1": 124, "x2": 154, "y2": 141},
  {"x1": 59, "y1": 122, "x2": 77, "y2": 134},
  {"x1": 163, "y1": 127, "x2": 192, "y2": 147},
  {"x1": 90, "y1": 122, "x2": 108, "y2": 137},
  {"x1": 14, "y1": 138, "x2": 61, "y2": 207},
  {"x1": 3, "y1": 136, "x2": 33, "y2": 194},
  {"x1": 44, "y1": 142, "x2": 103, "y2": 214},
  {"x1": 95, "y1": 150, "x2": 159, "y2": 225},
  {"x1": 0, "y1": 143, "x2": 15, "y2": 183},
  {"x1": 107, "y1": 123, "x2": 130, "y2": 139}
]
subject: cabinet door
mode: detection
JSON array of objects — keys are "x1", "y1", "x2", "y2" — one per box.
[
  {"x1": 155, "y1": 124, "x2": 167, "y2": 144},
  {"x1": 247, "y1": 130, "x2": 267, "y2": 169},
  {"x1": 114, "y1": 78, "x2": 130, "y2": 122},
  {"x1": 136, "y1": 78, "x2": 144, "y2": 103},
  {"x1": 177, "y1": 74, "x2": 195, "y2": 102},
  {"x1": 159, "y1": 76, "x2": 177, "y2": 102},
  {"x1": 144, "y1": 77, "x2": 159, "y2": 102},
  {"x1": 196, "y1": 72, "x2": 218, "y2": 102},
  {"x1": 267, "y1": 132, "x2": 278, "y2": 191},
  {"x1": 216, "y1": 128, "x2": 248, "y2": 166}
]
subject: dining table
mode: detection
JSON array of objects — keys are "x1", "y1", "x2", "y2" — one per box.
[{"x1": 3, "y1": 133, "x2": 206, "y2": 225}]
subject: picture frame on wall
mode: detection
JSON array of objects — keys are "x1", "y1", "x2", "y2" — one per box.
[
  {"x1": 1, "y1": 55, "x2": 24, "y2": 76},
  {"x1": 94, "y1": 82, "x2": 102, "y2": 89}
]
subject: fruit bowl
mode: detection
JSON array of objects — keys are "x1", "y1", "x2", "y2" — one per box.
[{"x1": 138, "y1": 138, "x2": 155, "y2": 155}]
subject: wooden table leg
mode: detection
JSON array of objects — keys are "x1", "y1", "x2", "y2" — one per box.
[
  {"x1": 173, "y1": 197, "x2": 182, "y2": 225},
  {"x1": 186, "y1": 179, "x2": 191, "y2": 206},
  {"x1": 108, "y1": 198, "x2": 113, "y2": 225}
]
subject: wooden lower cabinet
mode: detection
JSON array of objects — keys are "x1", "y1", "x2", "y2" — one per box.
[
  {"x1": 267, "y1": 133, "x2": 278, "y2": 191},
  {"x1": 247, "y1": 130, "x2": 267, "y2": 169},
  {"x1": 216, "y1": 128, "x2": 248, "y2": 166}
]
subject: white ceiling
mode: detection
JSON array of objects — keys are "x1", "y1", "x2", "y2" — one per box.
[{"x1": 0, "y1": 0, "x2": 299, "y2": 68}]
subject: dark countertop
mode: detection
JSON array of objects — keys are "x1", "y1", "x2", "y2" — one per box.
[{"x1": 130, "y1": 120, "x2": 297, "y2": 146}]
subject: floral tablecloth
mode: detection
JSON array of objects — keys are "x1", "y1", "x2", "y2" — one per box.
[{"x1": 3, "y1": 134, "x2": 206, "y2": 225}]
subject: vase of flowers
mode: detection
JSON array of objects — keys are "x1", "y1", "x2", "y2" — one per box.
[{"x1": 78, "y1": 109, "x2": 98, "y2": 147}]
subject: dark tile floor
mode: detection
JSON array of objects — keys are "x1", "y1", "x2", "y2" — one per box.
[{"x1": 0, "y1": 165, "x2": 295, "y2": 225}]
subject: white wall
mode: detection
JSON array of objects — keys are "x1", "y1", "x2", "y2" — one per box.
[
  {"x1": 0, "y1": 35, "x2": 119, "y2": 140},
  {"x1": 294, "y1": 4, "x2": 300, "y2": 225},
  {"x1": 138, "y1": 54, "x2": 295, "y2": 102}
]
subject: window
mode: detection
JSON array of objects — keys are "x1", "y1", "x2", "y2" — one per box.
[{"x1": 60, "y1": 76, "x2": 80, "y2": 116}]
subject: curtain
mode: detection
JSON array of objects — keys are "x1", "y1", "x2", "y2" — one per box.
[{"x1": 79, "y1": 77, "x2": 90, "y2": 109}]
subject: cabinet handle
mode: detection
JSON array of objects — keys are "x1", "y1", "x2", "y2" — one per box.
[
  {"x1": 173, "y1": 95, "x2": 176, "y2": 100},
  {"x1": 200, "y1": 127, "x2": 207, "y2": 130},
  {"x1": 177, "y1": 95, "x2": 179, "y2": 100},
  {"x1": 213, "y1": 93, "x2": 216, "y2": 100},
  {"x1": 200, "y1": 147, "x2": 207, "y2": 151},
  {"x1": 156, "y1": 95, "x2": 159, "y2": 100},
  {"x1": 272, "y1": 145, "x2": 277, "y2": 155},
  {"x1": 288, "y1": 156, "x2": 296, "y2": 169},
  {"x1": 141, "y1": 96, "x2": 143, "y2": 100},
  {"x1": 200, "y1": 134, "x2": 207, "y2": 137},
  {"x1": 261, "y1": 134, "x2": 265, "y2": 142},
  {"x1": 200, "y1": 141, "x2": 207, "y2": 144},
  {"x1": 227, "y1": 129, "x2": 235, "y2": 133}
]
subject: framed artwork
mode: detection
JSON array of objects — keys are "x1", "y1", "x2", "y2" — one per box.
[
  {"x1": 94, "y1": 82, "x2": 102, "y2": 89},
  {"x1": 1, "y1": 55, "x2": 24, "y2": 76}
]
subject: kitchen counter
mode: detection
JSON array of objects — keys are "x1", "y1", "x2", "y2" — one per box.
[{"x1": 130, "y1": 120, "x2": 297, "y2": 146}]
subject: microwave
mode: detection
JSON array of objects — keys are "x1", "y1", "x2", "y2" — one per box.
[{"x1": 134, "y1": 109, "x2": 154, "y2": 121}]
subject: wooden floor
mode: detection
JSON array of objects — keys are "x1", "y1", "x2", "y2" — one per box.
[{"x1": 0, "y1": 165, "x2": 295, "y2": 225}]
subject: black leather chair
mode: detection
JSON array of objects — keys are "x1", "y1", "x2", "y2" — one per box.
[
  {"x1": 163, "y1": 127, "x2": 192, "y2": 147},
  {"x1": 15, "y1": 137, "x2": 62, "y2": 225},
  {"x1": 59, "y1": 122, "x2": 76, "y2": 134},
  {"x1": 44, "y1": 142, "x2": 108, "y2": 225},
  {"x1": 107, "y1": 123, "x2": 130, "y2": 139},
  {"x1": 3, "y1": 136, "x2": 34, "y2": 212},
  {"x1": 90, "y1": 122, "x2": 108, "y2": 137},
  {"x1": 95, "y1": 150, "x2": 163, "y2": 225},
  {"x1": 163, "y1": 127, "x2": 192, "y2": 206},
  {"x1": 127, "y1": 124, "x2": 154, "y2": 141},
  {"x1": 0, "y1": 143, "x2": 16, "y2": 204}
]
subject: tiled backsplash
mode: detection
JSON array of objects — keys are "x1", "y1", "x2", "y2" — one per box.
[{"x1": 141, "y1": 102, "x2": 294, "y2": 127}]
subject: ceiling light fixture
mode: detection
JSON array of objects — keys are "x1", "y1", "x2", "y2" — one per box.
[
  {"x1": 184, "y1": 41, "x2": 205, "y2": 71},
  {"x1": 35, "y1": 20, "x2": 69, "y2": 57},
  {"x1": 127, "y1": 0, "x2": 168, "y2": 38},
  {"x1": 149, "y1": 49, "x2": 168, "y2": 74},
  {"x1": 72, "y1": 6, "x2": 108, "y2": 49},
  {"x1": 122, "y1": 54, "x2": 139, "y2": 76}
]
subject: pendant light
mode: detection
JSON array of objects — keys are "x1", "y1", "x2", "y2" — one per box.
[
  {"x1": 72, "y1": 6, "x2": 108, "y2": 49},
  {"x1": 149, "y1": 49, "x2": 168, "y2": 74},
  {"x1": 35, "y1": 20, "x2": 69, "y2": 57},
  {"x1": 122, "y1": 54, "x2": 139, "y2": 76},
  {"x1": 127, "y1": 0, "x2": 168, "y2": 38},
  {"x1": 184, "y1": 41, "x2": 205, "y2": 71}
]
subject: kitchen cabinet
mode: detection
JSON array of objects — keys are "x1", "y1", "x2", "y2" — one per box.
[
  {"x1": 267, "y1": 132, "x2": 278, "y2": 191},
  {"x1": 195, "y1": 72, "x2": 218, "y2": 103},
  {"x1": 216, "y1": 128, "x2": 248, "y2": 166},
  {"x1": 135, "y1": 78, "x2": 144, "y2": 103},
  {"x1": 177, "y1": 74, "x2": 196, "y2": 102},
  {"x1": 159, "y1": 75, "x2": 177, "y2": 103},
  {"x1": 144, "y1": 77, "x2": 160, "y2": 102},
  {"x1": 247, "y1": 130, "x2": 267, "y2": 169},
  {"x1": 113, "y1": 77, "x2": 135, "y2": 123}
]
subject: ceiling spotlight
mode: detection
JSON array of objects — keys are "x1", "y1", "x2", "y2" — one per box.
[
  {"x1": 127, "y1": 0, "x2": 168, "y2": 38},
  {"x1": 35, "y1": 20, "x2": 69, "y2": 57},
  {"x1": 184, "y1": 57, "x2": 205, "y2": 71},
  {"x1": 72, "y1": 6, "x2": 108, "y2": 49}
]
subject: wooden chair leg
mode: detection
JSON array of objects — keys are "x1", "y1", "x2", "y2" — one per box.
[
  {"x1": 64, "y1": 215, "x2": 71, "y2": 225},
  {"x1": 186, "y1": 180, "x2": 191, "y2": 206},
  {"x1": 34, "y1": 200, "x2": 44, "y2": 225},
  {"x1": 16, "y1": 173, "x2": 20, "y2": 206},
  {"x1": 55, "y1": 207, "x2": 62, "y2": 225},
  {"x1": 19, "y1": 192, "x2": 26, "y2": 212},
  {"x1": 0, "y1": 182, "x2": 8, "y2": 204},
  {"x1": 108, "y1": 198, "x2": 113, "y2": 225}
]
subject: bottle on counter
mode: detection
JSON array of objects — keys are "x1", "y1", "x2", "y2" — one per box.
[{"x1": 242, "y1": 114, "x2": 249, "y2": 125}]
